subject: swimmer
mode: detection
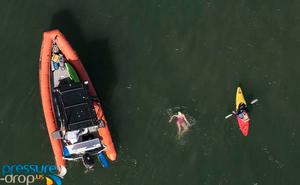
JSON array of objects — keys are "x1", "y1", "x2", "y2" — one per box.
[{"x1": 169, "y1": 112, "x2": 191, "y2": 138}]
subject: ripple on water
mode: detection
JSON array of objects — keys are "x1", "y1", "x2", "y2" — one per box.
[{"x1": 261, "y1": 146, "x2": 284, "y2": 169}]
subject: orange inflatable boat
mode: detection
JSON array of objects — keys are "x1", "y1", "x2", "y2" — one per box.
[{"x1": 39, "y1": 29, "x2": 116, "y2": 176}]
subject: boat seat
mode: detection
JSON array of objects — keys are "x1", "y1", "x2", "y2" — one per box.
[{"x1": 65, "y1": 138, "x2": 102, "y2": 155}]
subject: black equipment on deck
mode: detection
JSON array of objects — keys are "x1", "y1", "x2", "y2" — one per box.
[{"x1": 54, "y1": 78, "x2": 100, "y2": 131}]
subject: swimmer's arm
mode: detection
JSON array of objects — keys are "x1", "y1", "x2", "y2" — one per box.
[
  {"x1": 169, "y1": 115, "x2": 176, "y2": 122},
  {"x1": 183, "y1": 115, "x2": 191, "y2": 126}
]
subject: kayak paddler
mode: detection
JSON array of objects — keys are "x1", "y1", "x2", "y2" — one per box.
[
  {"x1": 169, "y1": 112, "x2": 191, "y2": 138},
  {"x1": 232, "y1": 103, "x2": 250, "y2": 122}
]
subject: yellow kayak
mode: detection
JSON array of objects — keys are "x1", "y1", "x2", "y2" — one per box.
[
  {"x1": 235, "y1": 87, "x2": 250, "y2": 136},
  {"x1": 236, "y1": 87, "x2": 247, "y2": 111}
]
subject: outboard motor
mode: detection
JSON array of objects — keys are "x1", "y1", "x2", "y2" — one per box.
[{"x1": 82, "y1": 153, "x2": 95, "y2": 169}]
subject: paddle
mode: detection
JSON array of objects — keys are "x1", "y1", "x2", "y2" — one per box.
[
  {"x1": 250, "y1": 99, "x2": 258, "y2": 104},
  {"x1": 224, "y1": 99, "x2": 259, "y2": 119},
  {"x1": 225, "y1": 113, "x2": 234, "y2": 119}
]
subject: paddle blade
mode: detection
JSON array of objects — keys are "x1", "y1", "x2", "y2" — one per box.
[
  {"x1": 250, "y1": 99, "x2": 258, "y2": 104},
  {"x1": 225, "y1": 114, "x2": 233, "y2": 119}
]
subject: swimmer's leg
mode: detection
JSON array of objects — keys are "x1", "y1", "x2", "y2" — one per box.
[
  {"x1": 176, "y1": 122, "x2": 182, "y2": 137},
  {"x1": 180, "y1": 124, "x2": 189, "y2": 136}
]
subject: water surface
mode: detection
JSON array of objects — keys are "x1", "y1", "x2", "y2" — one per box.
[{"x1": 0, "y1": 0, "x2": 299, "y2": 184}]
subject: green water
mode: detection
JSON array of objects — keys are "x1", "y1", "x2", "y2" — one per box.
[{"x1": 0, "y1": 0, "x2": 300, "y2": 184}]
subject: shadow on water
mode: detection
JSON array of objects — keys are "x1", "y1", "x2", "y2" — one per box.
[{"x1": 49, "y1": 10, "x2": 120, "y2": 150}]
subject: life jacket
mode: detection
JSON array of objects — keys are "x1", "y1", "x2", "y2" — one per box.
[{"x1": 51, "y1": 54, "x2": 60, "y2": 62}]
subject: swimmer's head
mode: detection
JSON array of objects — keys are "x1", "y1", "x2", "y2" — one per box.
[{"x1": 178, "y1": 111, "x2": 183, "y2": 115}]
